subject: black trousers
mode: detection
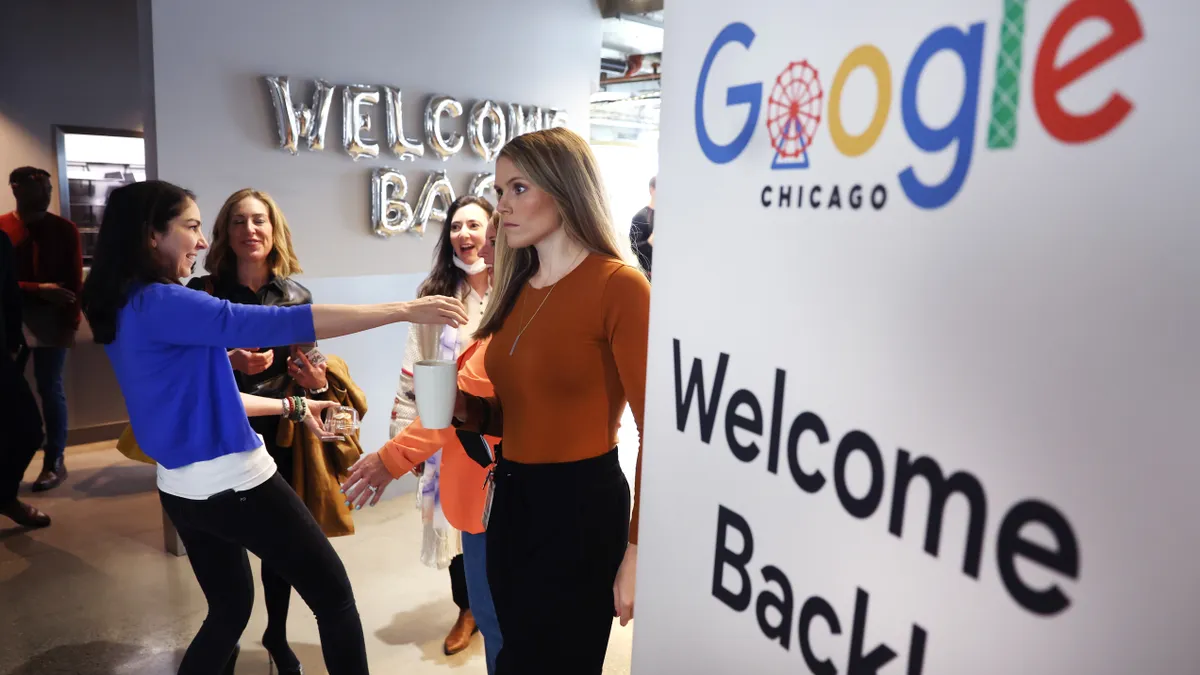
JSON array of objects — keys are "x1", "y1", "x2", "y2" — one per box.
[
  {"x1": 260, "y1": 440, "x2": 298, "y2": 645},
  {"x1": 450, "y1": 553, "x2": 469, "y2": 611},
  {"x1": 159, "y1": 472, "x2": 369, "y2": 675},
  {"x1": 487, "y1": 448, "x2": 630, "y2": 675},
  {"x1": 0, "y1": 352, "x2": 42, "y2": 504}
]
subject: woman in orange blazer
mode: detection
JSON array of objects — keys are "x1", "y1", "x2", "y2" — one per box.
[{"x1": 342, "y1": 214, "x2": 503, "y2": 673}]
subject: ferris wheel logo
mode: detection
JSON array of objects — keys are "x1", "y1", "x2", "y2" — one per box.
[{"x1": 766, "y1": 60, "x2": 824, "y2": 170}]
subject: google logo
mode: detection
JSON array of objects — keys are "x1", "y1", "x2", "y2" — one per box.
[{"x1": 695, "y1": 0, "x2": 1145, "y2": 210}]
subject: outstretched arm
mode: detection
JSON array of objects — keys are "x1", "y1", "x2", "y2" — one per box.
[
  {"x1": 240, "y1": 392, "x2": 339, "y2": 441},
  {"x1": 341, "y1": 417, "x2": 451, "y2": 510},
  {"x1": 139, "y1": 284, "x2": 467, "y2": 349}
]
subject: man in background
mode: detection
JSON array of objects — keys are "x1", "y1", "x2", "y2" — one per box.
[
  {"x1": 0, "y1": 167, "x2": 83, "y2": 492},
  {"x1": 0, "y1": 227, "x2": 50, "y2": 527},
  {"x1": 629, "y1": 175, "x2": 655, "y2": 279}
]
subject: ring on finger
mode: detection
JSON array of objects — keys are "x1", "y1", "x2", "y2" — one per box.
[{"x1": 368, "y1": 485, "x2": 378, "y2": 493}]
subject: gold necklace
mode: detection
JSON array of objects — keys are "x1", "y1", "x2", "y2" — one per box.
[{"x1": 508, "y1": 249, "x2": 586, "y2": 356}]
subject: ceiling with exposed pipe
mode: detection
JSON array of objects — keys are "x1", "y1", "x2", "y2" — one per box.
[{"x1": 591, "y1": 2, "x2": 662, "y2": 143}]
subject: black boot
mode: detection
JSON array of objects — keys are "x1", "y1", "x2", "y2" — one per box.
[
  {"x1": 263, "y1": 631, "x2": 303, "y2": 675},
  {"x1": 32, "y1": 455, "x2": 66, "y2": 492},
  {"x1": 222, "y1": 644, "x2": 240, "y2": 675}
]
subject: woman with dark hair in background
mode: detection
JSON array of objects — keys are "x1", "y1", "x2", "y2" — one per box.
[
  {"x1": 385, "y1": 194, "x2": 494, "y2": 656},
  {"x1": 81, "y1": 180, "x2": 467, "y2": 675},
  {"x1": 452, "y1": 127, "x2": 651, "y2": 674},
  {"x1": 186, "y1": 187, "x2": 366, "y2": 675}
]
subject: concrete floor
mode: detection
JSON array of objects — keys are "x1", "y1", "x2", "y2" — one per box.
[{"x1": 0, "y1": 443, "x2": 634, "y2": 675}]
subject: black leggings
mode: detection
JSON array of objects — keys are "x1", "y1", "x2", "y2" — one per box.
[
  {"x1": 261, "y1": 446, "x2": 297, "y2": 647},
  {"x1": 159, "y1": 472, "x2": 369, "y2": 675},
  {"x1": 487, "y1": 448, "x2": 630, "y2": 675}
]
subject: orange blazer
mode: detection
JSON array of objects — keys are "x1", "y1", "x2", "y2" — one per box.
[{"x1": 378, "y1": 338, "x2": 496, "y2": 535}]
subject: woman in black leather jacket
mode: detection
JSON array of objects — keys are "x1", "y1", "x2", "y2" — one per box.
[{"x1": 186, "y1": 188, "x2": 332, "y2": 675}]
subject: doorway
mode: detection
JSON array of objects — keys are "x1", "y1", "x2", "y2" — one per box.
[{"x1": 53, "y1": 126, "x2": 145, "y2": 268}]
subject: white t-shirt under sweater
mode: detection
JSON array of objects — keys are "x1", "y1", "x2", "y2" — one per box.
[{"x1": 157, "y1": 435, "x2": 277, "y2": 500}]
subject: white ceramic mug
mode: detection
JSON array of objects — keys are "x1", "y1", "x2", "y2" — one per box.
[{"x1": 414, "y1": 359, "x2": 458, "y2": 429}]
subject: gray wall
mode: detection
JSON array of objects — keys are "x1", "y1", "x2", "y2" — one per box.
[
  {"x1": 0, "y1": 0, "x2": 143, "y2": 434},
  {"x1": 147, "y1": 0, "x2": 603, "y2": 483},
  {"x1": 0, "y1": 0, "x2": 143, "y2": 214},
  {"x1": 148, "y1": 0, "x2": 600, "y2": 279}
]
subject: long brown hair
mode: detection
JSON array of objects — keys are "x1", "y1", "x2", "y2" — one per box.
[
  {"x1": 204, "y1": 188, "x2": 303, "y2": 279},
  {"x1": 475, "y1": 127, "x2": 622, "y2": 340},
  {"x1": 416, "y1": 195, "x2": 495, "y2": 299}
]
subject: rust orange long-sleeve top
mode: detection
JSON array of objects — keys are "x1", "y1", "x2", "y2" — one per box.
[
  {"x1": 458, "y1": 254, "x2": 651, "y2": 544},
  {"x1": 378, "y1": 339, "x2": 497, "y2": 535}
]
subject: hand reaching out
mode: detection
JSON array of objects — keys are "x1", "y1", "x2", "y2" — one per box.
[
  {"x1": 341, "y1": 452, "x2": 397, "y2": 509},
  {"x1": 402, "y1": 295, "x2": 468, "y2": 327}
]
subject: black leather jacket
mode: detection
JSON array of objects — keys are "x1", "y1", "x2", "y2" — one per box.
[
  {"x1": 186, "y1": 273, "x2": 313, "y2": 469},
  {"x1": 186, "y1": 273, "x2": 313, "y2": 399}
]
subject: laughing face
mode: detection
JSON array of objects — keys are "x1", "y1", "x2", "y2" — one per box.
[
  {"x1": 449, "y1": 202, "x2": 489, "y2": 266},
  {"x1": 151, "y1": 197, "x2": 207, "y2": 279}
]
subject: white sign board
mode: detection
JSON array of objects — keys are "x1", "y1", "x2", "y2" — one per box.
[{"x1": 635, "y1": 1, "x2": 1195, "y2": 673}]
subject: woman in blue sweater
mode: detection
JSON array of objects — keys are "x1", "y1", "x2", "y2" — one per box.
[{"x1": 80, "y1": 180, "x2": 467, "y2": 675}]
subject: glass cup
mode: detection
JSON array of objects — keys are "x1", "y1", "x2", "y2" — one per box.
[{"x1": 323, "y1": 406, "x2": 360, "y2": 440}]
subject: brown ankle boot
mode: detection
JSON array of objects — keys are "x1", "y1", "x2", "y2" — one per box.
[{"x1": 443, "y1": 609, "x2": 478, "y2": 655}]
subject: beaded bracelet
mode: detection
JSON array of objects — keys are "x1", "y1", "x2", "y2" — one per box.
[{"x1": 290, "y1": 396, "x2": 307, "y2": 423}]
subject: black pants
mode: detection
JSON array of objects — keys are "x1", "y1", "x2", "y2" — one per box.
[
  {"x1": 159, "y1": 472, "x2": 369, "y2": 675},
  {"x1": 260, "y1": 441, "x2": 297, "y2": 646},
  {"x1": 487, "y1": 448, "x2": 630, "y2": 675},
  {"x1": 0, "y1": 352, "x2": 42, "y2": 504},
  {"x1": 450, "y1": 553, "x2": 469, "y2": 611}
]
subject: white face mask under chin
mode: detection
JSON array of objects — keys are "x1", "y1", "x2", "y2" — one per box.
[{"x1": 454, "y1": 256, "x2": 488, "y2": 275}]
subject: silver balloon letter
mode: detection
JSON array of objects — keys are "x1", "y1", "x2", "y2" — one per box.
[
  {"x1": 424, "y1": 96, "x2": 464, "y2": 161},
  {"x1": 371, "y1": 168, "x2": 414, "y2": 237},
  {"x1": 264, "y1": 76, "x2": 335, "y2": 154},
  {"x1": 468, "y1": 173, "x2": 495, "y2": 200},
  {"x1": 383, "y1": 86, "x2": 424, "y2": 161},
  {"x1": 468, "y1": 101, "x2": 507, "y2": 162},
  {"x1": 543, "y1": 108, "x2": 569, "y2": 129},
  {"x1": 506, "y1": 104, "x2": 544, "y2": 143},
  {"x1": 413, "y1": 170, "x2": 457, "y2": 235},
  {"x1": 343, "y1": 85, "x2": 380, "y2": 161}
]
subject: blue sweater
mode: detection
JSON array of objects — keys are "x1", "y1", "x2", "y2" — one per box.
[{"x1": 105, "y1": 282, "x2": 316, "y2": 470}]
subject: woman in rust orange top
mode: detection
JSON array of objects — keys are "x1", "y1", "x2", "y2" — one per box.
[
  {"x1": 342, "y1": 214, "x2": 505, "y2": 674},
  {"x1": 452, "y1": 127, "x2": 651, "y2": 675}
]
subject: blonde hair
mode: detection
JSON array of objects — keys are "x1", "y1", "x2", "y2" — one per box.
[
  {"x1": 475, "y1": 128, "x2": 623, "y2": 340},
  {"x1": 205, "y1": 188, "x2": 303, "y2": 279}
]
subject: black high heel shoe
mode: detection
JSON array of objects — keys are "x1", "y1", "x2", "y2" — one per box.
[
  {"x1": 222, "y1": 644, "x2": 241, "y2": 675},
  {"x1": 263, "y1": 635, "x2": 303, "y2": 675}
]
